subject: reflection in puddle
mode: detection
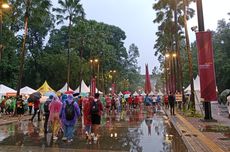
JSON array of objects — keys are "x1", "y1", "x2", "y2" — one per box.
[{"x1": 0, "y1": 110, "x2": 187, "y2": 151}]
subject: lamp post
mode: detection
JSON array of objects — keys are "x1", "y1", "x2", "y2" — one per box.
[
  {"x1": 90, "y1": 58, "x2": 98, "y2": 95},
  {"x1": 110, "y1": 70, "x2": 116, "y2": 95},
  {"x1": 90, "y1": 58, "x2": 99, "y2": 78},
  {"x1": 0, "y1": 0, "x2": 10, "y2": 62}
]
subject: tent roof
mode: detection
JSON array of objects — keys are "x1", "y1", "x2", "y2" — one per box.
[
  {"x1": 141, "y1": 92, "x2": 146, "y2": 96},
  {"x1": 58, "y1": 83, "x2": 73, "y2": 93},
  {"x1": 37, "y1": 81, "x2": 55, "y2": 95},
  {"x1": 20, "y1": 86, "x2": 36, "y2": 95},
  {"x1": 88, "y1": 85, "x2": 103, "y2": 94},
  {"x1": 149, "y1": 91, "x2": 154, "y2": 96},
  {"x1": 75, "y1": 80, "x2": 90, "y2": 93},
  {"x1": 184, "y1": 76, "x2": 199, "y2": 92},
  {"x1": 184, "y1": 75, "x2": 218, "y2": 93},
  {"x1": 118, "y1": 91, "x2": 123, "y2": 96},
  {"x1": 158, "y1": 90, "x2": 164, "y2": 96},
  {"x1": 133, "y1": 91, "x2": 139, "y2": 96},
  {"x1": 0, "y1": 84, "x2": 16, "y2": 96}
]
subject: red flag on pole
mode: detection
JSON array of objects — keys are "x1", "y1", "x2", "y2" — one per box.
[
  {"x1": 196, "y1": 31, "x2": 217, "y2": 101},
  {"x1": 90, "y1": 78, "x2": 96, "y2": 96},
  {"x1": 145, "y1": 64, "x2": 152, "y2": 94},
  {"x1": 112, "y1": 83, "x2": 116, "y2": 95}
]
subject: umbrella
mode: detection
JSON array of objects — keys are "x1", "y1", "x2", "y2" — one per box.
[
  {"x1": 65, "y1": 90, "x2": 74, "y2": 94},
  {"x1": 123, "y1": 91, "x2": 131, "y2": 94},
  {"x1": 44, "y1": 91, "x2": 56, "y2": 97},
  {"x1": 124, "y1": 94, "x2": 130, "y2": 98},
  {"x1": 219, "y1": 89, "x2": 230, "y2": 104},
  {"x1": 29, "y1": 92, "x2": 41, "y2": 101},
  {"x1": 40, "y1": 96, "x2": 48, "y2": 103},
  {"x1": 220, "y1": 89, "x2": 230, "y2": 97}
]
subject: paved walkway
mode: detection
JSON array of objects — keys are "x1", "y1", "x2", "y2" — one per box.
[{"x1": 165, "y1": 102, "x2": 230, "y2": 152}]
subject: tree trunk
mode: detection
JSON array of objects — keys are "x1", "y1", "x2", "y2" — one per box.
[
  {"x1": 183, "y1": 0, "x2": 195, "y2": 110},
  {"x1": 16, "y1": 0, "x2": 30, "y2": 115}
]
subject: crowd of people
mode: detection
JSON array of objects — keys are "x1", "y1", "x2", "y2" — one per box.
[{"x1": 0, "y1": 92, "x2": 179, "y2": 143}]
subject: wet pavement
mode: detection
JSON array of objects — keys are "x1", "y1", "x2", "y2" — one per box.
[{"x1": 0, "y1": 108, "x2": 187, "y2": 152}]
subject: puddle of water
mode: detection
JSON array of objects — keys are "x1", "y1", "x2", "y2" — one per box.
[{"x1": 0, "y1": 110, "x2": 187, "y2": 152}]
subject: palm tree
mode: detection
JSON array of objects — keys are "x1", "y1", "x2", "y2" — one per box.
[
  {"x1": 16, "y1": 0, "x2": 53, "y2": 96},
  {"x1": 16, "y1": 0, "x2": 31, "y2": 97},
  {"x1": 182, "y1": 0, "x2": 195, "y2": 110},
  {"x1": 53, "y1": 0, "x2": 85, "y2": 91}
]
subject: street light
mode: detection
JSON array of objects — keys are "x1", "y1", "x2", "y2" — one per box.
[
  {"x1": 0, "y1": 0, "x2": 10, "y2": 61},
  {"x1": 109, "y1": 70, "x2": 117, "y2": 95},
  {"x1": 90, "y1": 58, "x2": 99, "y2": 77},
  {"x1": 90, "y1": 58, "x2": 100, "y2": 94}
]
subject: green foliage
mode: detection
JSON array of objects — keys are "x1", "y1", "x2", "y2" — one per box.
[{"x1": 0, "y1": 0, "x2": 141, "y2": 93}]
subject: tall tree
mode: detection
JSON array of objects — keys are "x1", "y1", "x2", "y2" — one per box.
[{"x1": 53, "y1": 0, "x2": 85, "y2": 91}]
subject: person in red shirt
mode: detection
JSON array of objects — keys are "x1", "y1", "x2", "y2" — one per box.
[
  {"x1": 105, "y1": 95, "x2": 111, "y2": 114},
  {"x1": 91, "y1": 93, "x2": 103, "y2": 140},
  {"x1": 164, "y1": 94, "x2": 169, "y2": 109},
  {"x1": 127, "y1": 95, "x2": 133, "y2": 110},
  {"x1": 83, "y1": 96, "x2": 93, "y2": 134},
  {"x1": 134, "y1": 96, "x2": 139, "y2": 109},
  {"x1": 30, "y1": 98, "x2": 41, "y2": 121}
]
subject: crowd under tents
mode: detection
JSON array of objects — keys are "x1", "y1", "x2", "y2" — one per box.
[{"x1": 2, "y1": 80, "x2": 167, "y2": 99}]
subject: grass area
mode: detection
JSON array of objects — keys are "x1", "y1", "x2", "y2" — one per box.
[{"x1": 181, "y1": 108, "x2": 203, "y2": 118}]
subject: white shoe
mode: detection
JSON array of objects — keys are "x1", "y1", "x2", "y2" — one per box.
[
  {"x1": 62, "y1": 137, "x2": 67, "y2": 141},
  {"x1": 53, "y1": 136, "x2": 58, "y2": 140},
  {"x1": 67, "y1": 139, "x2": 73, "y2": 143}
]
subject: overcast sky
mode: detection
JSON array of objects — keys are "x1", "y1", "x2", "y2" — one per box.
[{"x1": 54, "y1": 0, "x2": 229, "y2": 74}]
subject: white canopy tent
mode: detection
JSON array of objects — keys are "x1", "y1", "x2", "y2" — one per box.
[
  {"x1": 0, "y1": 84, "x2": 16, "y2": 97},
  {"x1": 149, "y1": 91, "x2": 154, "y2": 96},
  {"x1": 132, "y1": 91, "x2": 139, "y2": 96},
  {"x1": 58, "y1": 83, "x2": 73, "y2": 93},
  {"x1": 184, "y1": 75, "x2": 218, "y2": 114},
  {"x1": 158, "y1": 90, "x2": 164, "y2": 96},
  {"x1": 184, "y1": 75, "x2": 202, "y2": 113},
  {"x1": 184, "y1": 76, "x2": 200, "y2": 93},
  {"x1": 118, "y1": 91, "x2": 123, "y2": 96},
  {"x1": 88, "y1": 85, "x2": 103, "y2": 94},
  {"x1": 75, "y1": 80, "x2": 90, "y2": 93},
  {"x1": 20, "y1": 86, "x2": 36, "y2": 95},
  {"x1": 141, "y1": 92, "x2": 146, "y2": 96}
]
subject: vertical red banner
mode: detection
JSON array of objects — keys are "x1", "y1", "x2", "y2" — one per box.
[
  {"x1": 145, "y1": 64, "x2": 152, "y2": 94},
  {"x1": 112, "y1": 83, "x2": 116, "y2": 95},
  {"x1": 196, "y1": 31, "x2": 217, "y2": 101},
  {"x1": 91, "y1": 78, "x2": 96, "y2": 96}
]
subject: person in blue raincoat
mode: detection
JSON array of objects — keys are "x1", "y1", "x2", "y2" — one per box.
[
  {"x1": 60, "y1": 94, "x2": 81, "y2": 142},
  {"x1": 144, "y1": 94, "x2": 153, "y2": 106}
]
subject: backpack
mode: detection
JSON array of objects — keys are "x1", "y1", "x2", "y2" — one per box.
[
  {"x1": 91, "y1": 100, "x2": 99, "y2": 114},
  {"x1": 65, "y1": 101, "x2": 75, "y2": 120},
  {"x1": 44, "y1": 99, "x2": 51, "y2": 113}
]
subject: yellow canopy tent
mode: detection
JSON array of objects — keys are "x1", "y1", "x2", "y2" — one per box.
[{"x1": 37, "y1": 81, "x2": 55, "y2": 95}]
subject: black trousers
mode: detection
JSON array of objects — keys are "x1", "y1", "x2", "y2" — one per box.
[
  {"x1": 44, "y1": 113, "x2": 49, "y2": 133},
  {"x1": 29, "y1": 106, "x2": 32, "y2": 115},
  {"x1": 169, "y1": 103, "x2": 175, "y2": 115},
  {"x1": 31, "y1": 108, "x2": 40, "y2": 121}
]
